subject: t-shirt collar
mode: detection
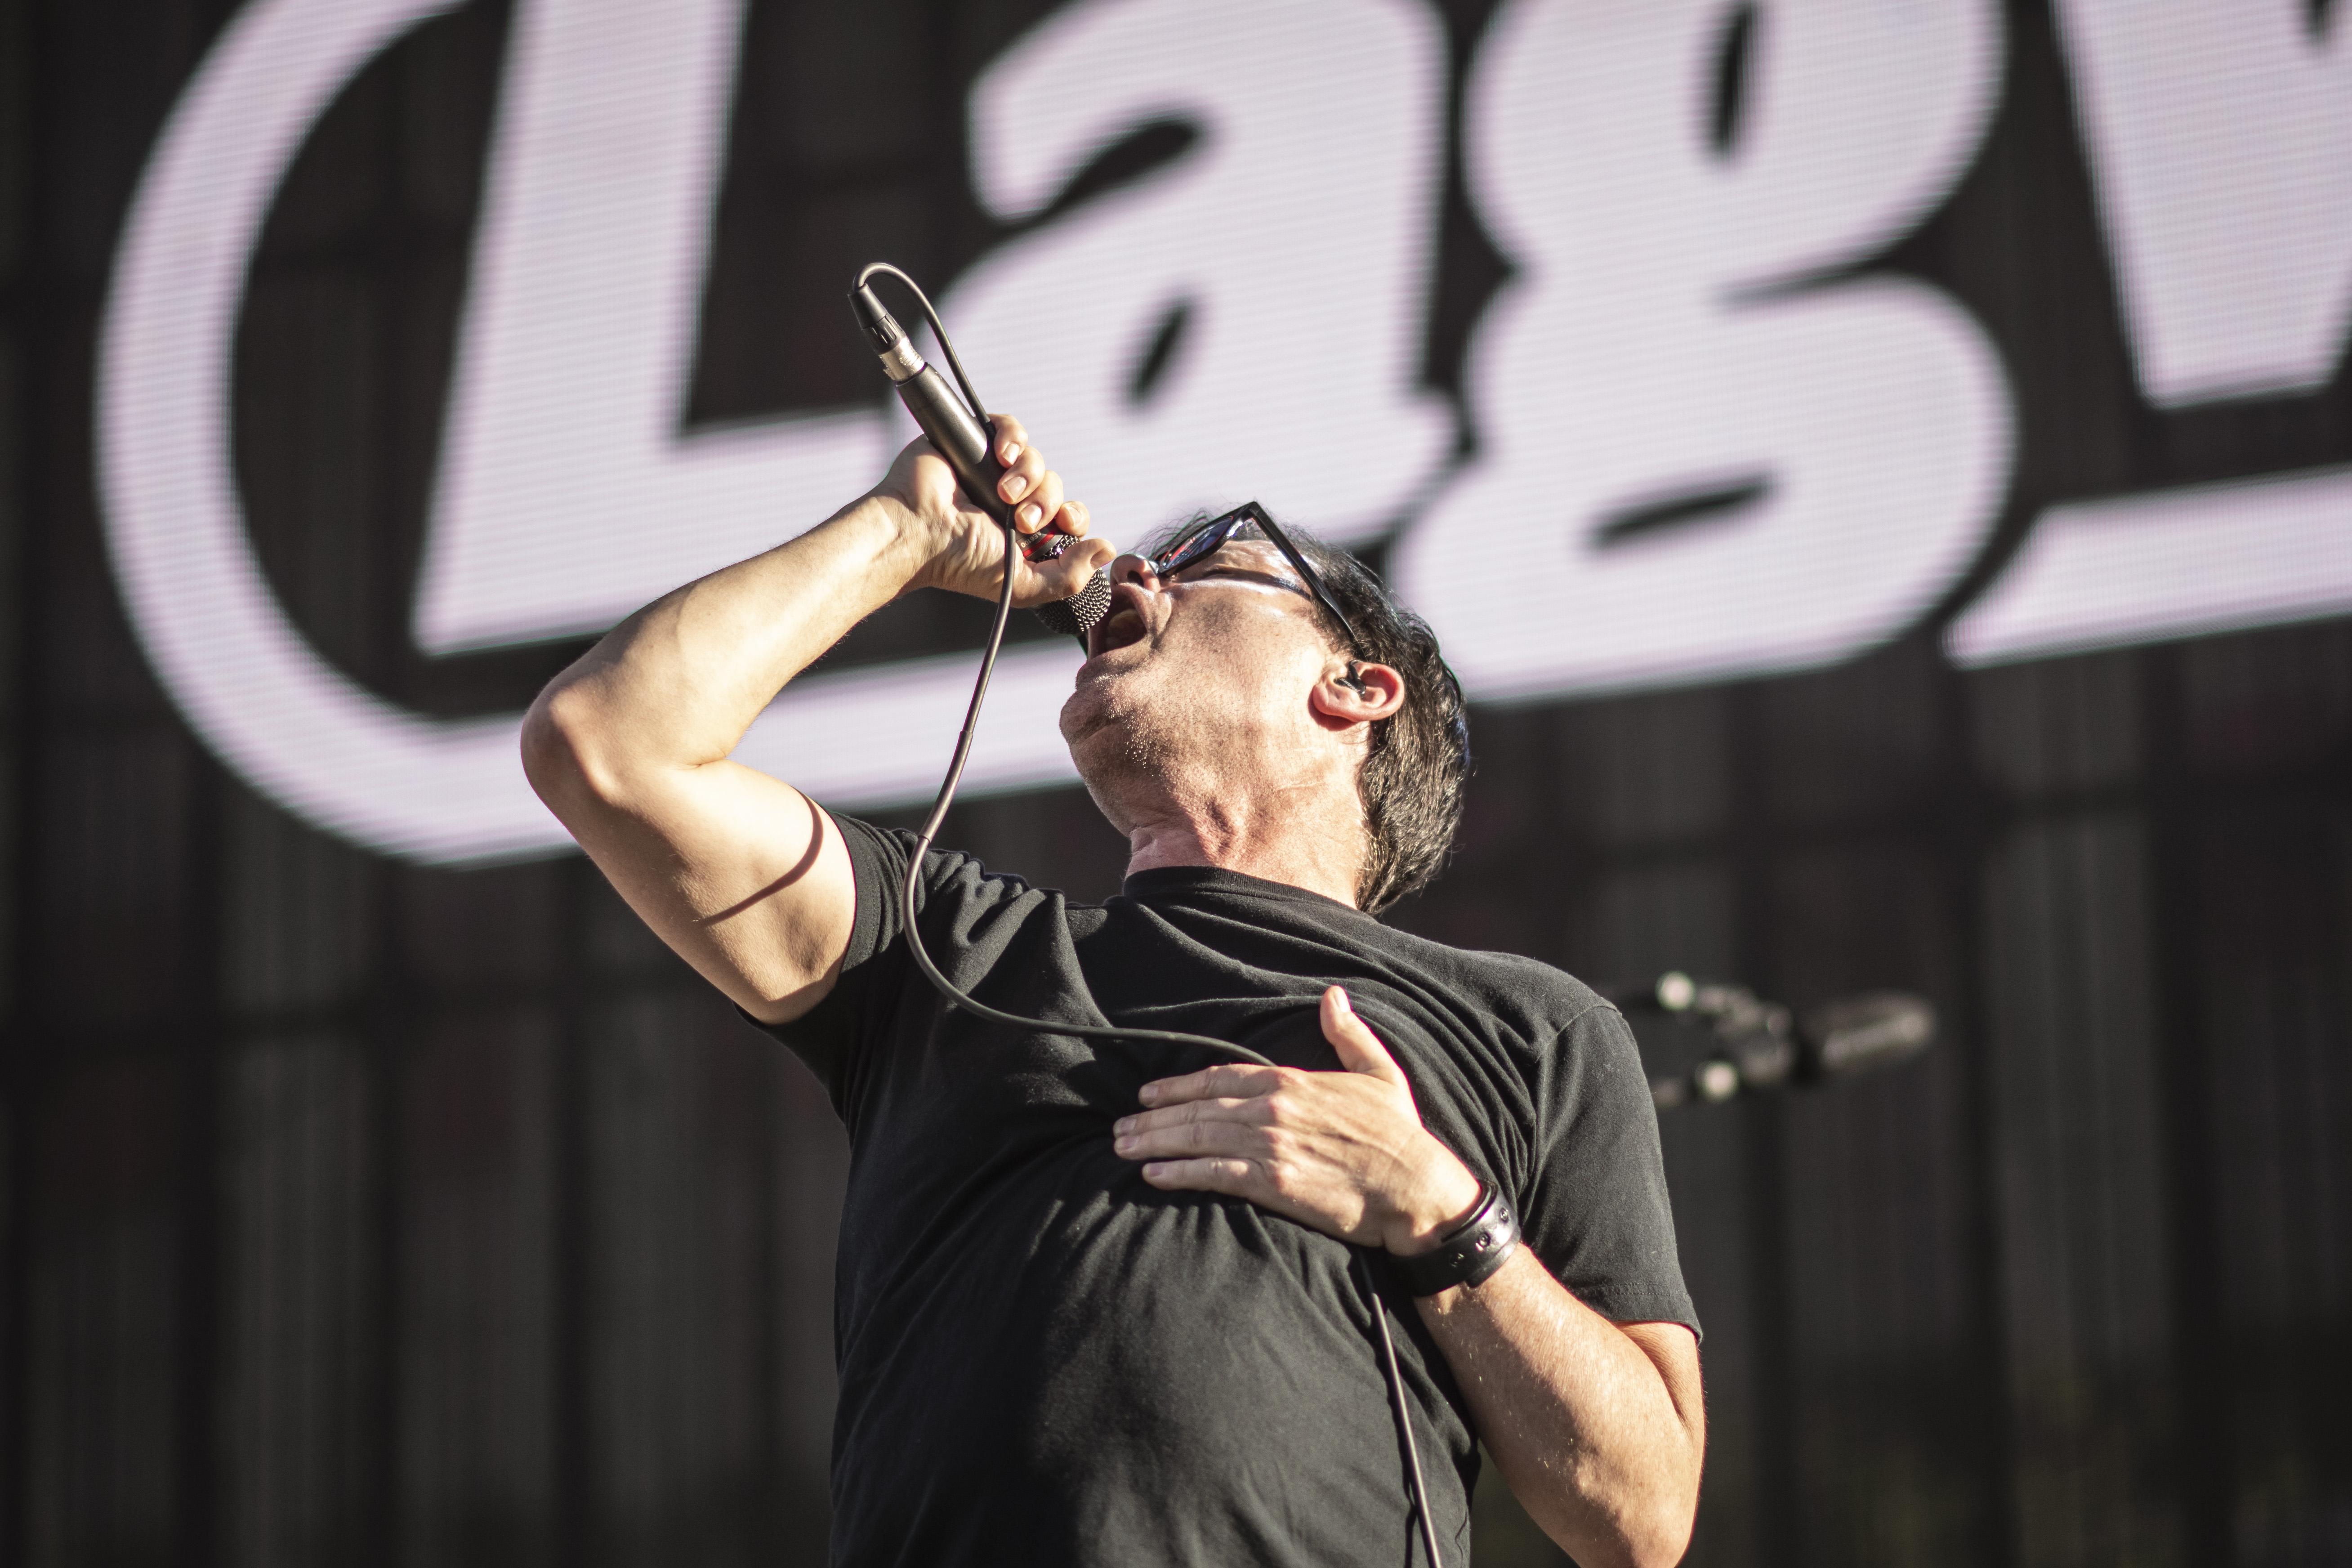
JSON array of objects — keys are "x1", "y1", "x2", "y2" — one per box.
[{"x1": 1118, "y1": 863, "x2": 1365, "y2": 915}]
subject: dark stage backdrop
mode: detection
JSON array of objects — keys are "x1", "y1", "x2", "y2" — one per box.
[{"x1": 3, "y1": 1, "x2": 2349, "y2": 1565}]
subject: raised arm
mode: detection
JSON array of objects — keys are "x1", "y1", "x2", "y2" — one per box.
[{"x1": 521, "y1": 418, "x2": 1108, "y2": 1023}]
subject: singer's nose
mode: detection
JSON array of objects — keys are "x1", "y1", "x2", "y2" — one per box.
[{"x1": 1111, "y1": 553, "x2": 1159, "y2": 589}]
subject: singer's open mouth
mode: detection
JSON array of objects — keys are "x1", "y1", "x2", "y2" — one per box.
[{"x1": 1089, "y1": 603, "x2": 1148, "y2": 659}]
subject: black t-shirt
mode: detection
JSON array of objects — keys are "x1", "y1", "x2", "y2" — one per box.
[{"x1": 759, "y1": 816, "x2": 1696, "y2": 1568}]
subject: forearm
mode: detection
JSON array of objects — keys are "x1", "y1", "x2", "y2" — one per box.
[
  {"x1": 525, "y1": 495, "x2": 927, "y2": 795},
  {"x1": 1417, "y1": 1251, "x2": 1702, "y2": 1568},
  {"x1": 513, "y1": 422, "x2": 1097, "y2": 1019},
  {"x1": 1114, "y1": 991, "x2": 1704, "y2": 1563}
]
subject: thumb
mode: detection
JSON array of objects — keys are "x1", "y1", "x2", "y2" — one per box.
[
  {"x1": 1038, "y1": 536, "x2": 1115, "y2": 598},
  {"x1": 1322, "y1": 987, "x2": 1408, "y2": 1088}
]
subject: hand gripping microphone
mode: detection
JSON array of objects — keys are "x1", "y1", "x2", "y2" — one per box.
[{"x1": 848, "y1": 263, "x2": 1114, "y2": 643}]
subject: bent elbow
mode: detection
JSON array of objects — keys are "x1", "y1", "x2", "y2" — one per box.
[
  {"x1": 520, "y1": 683, "x2": 625, "y2": 814},
  {"x1": 1549, "y1": 1475, "x2": 1699, "y2": 1568},
  {"x1": 1629, "y1": 1512, "x2": 1696, "y2": 1568},
  {"x1": 1620, "y1": 1479, "x2": 1700, "y2": 1568}
]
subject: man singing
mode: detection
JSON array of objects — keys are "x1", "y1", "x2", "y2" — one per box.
[{"x1": 522, "y1": 418, "x2": 1705, "y2": 1566}]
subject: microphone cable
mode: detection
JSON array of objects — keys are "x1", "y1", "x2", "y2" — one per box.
[{"x1": 852, "y1": 267, "x2": 1449, "y2": 1568}]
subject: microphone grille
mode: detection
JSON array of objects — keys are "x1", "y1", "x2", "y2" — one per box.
[{"x1": 1033, "y1": 572, "x2": 1114, "y2": 640}]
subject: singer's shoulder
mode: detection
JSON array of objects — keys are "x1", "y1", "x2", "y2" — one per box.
[
  {"x1": 833, "y1": 815, "x2": 1074, "y2": 917},
  {"x1": 1368, "y1": 922, "x2": 1617, "y2": 1035}
]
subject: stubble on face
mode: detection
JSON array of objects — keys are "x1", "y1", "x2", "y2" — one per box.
[
  {"x1": 1058, "y1": 547, "x2": 1339, "y2": 834},
  {"x1": 1059, "y1": 630, "x2": 1218, "y2": 833}
]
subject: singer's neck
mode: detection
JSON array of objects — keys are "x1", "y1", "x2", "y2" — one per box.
[{"x1": 1117, "y1": 782, "x2": 1366, "y2": 908}]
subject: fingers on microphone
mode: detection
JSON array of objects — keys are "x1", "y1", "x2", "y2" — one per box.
[
  {"x1": 1029, "y1": 471, "x2": 1065, "y2": 532},
  {"x1": 992, "y1": 414, "x2": 1028, "y2": 464},
  {"x1": 1053, "y1": 539, "x2": 1113, "y2": 590},
  {"x1": 999, "y1": 443, "x2": 1048, "y2": 515}
]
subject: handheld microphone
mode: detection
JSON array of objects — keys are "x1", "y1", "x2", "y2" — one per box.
[{"x1": 848, "y1": 266, "x2": 1114, "y2": 643}]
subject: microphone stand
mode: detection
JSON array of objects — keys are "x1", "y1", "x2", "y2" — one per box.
[{"x1": 1603, "y1": 975, "x2": 1936, "y2": 1110}]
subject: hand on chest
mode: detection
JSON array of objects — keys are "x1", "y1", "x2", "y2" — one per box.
[{"x1": 907, "y1": 969, "x2": 1478, "y2": 1156}]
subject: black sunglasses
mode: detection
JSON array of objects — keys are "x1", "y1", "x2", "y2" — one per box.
[{"x1": 1146, "y1": 501, "x2": 1366, "y2": 655}]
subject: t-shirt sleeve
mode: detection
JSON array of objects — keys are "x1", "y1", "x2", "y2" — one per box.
[
  {"x1": 745, "y1": 814, "x2": 926, "y2": 1117},
  {"x1": 745, "y1": 813, "x2": 1044, "y2": 1120},
  {"x1": 1521, "y1": 1003, "x2": 1700, "y2": 1337}
]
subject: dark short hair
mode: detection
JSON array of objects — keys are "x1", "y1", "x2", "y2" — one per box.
[{"x1": 1144, "y1": 512, "x2": 1472, "y2": 914}]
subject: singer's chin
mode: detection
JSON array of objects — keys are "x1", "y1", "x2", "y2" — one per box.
[
  {"x1": 1058, "y1": 683, "x2": 1105, "y2": 746},
  {"x1": 1058, "y1": 679, "x2": 1133, "y2": 763}
]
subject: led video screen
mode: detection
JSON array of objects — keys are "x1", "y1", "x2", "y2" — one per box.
[{"x1": 94, "y1": 0, "x2": 2352, "y2": 863}]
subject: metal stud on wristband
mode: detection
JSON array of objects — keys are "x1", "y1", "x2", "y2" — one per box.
[{"x1": 1392, "y1": 1181, "x2": 1520, "y2": 1298}]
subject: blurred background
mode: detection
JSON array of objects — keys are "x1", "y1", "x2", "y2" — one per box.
[{"x1": 3, "y1": 0, "x2": 2349, "y2": 1564}]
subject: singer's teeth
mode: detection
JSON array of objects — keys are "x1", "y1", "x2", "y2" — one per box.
[{"x1": 1093, "y1": 605, "x2": 1146, "y2": 654}]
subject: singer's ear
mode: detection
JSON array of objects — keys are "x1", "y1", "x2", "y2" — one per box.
[{"x1": 1312, "y1": 660, "x2": 1404, "y2": 727}]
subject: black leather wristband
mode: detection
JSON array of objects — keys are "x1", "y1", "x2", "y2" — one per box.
[{"x1": 1391, "y1": 1181, "x2": 1519, "y2": 1297}]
